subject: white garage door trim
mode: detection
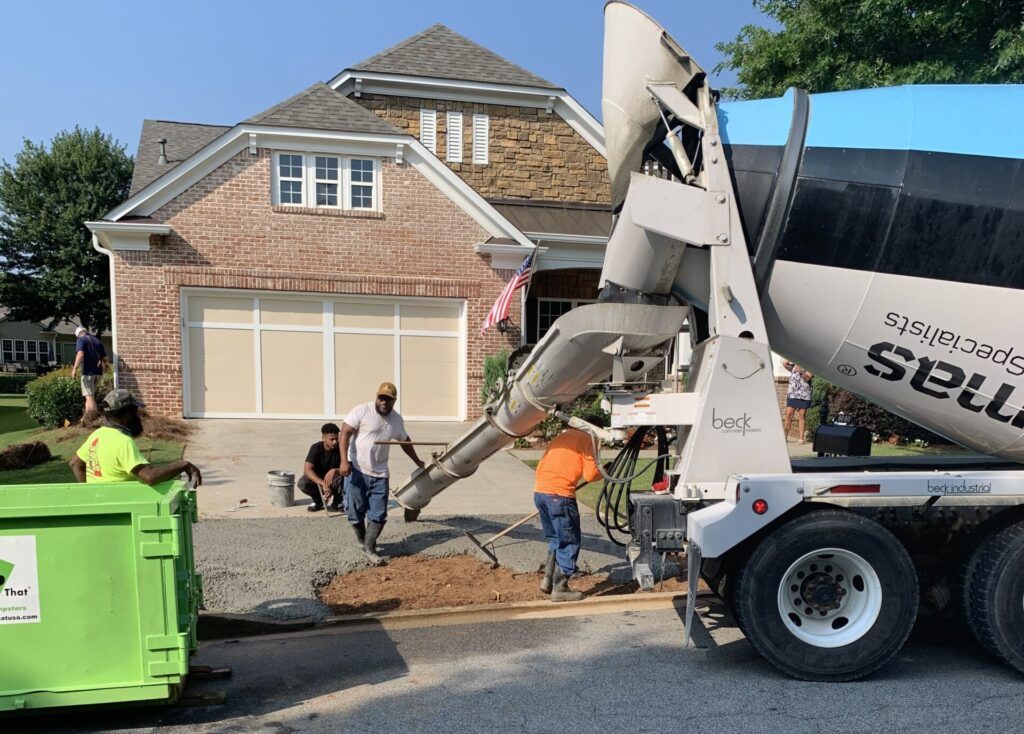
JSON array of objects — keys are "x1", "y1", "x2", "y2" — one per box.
[{"x1": 180, "y1": 287, "x2": 467, "y2": 420}]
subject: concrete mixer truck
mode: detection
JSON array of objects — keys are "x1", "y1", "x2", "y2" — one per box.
[{"x1": 393, "y1": 1, "x2": 1024, "y2": 681}]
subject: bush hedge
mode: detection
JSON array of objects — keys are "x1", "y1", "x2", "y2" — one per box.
[
  {"x1": 811, "y1": 378, "x2": 946, "y2": 445},
  {"x1": 25, "y1": 368, "x2": 114, "y2": 428},
  {"x1": 480, "y1": 350, "x2": 510, "y2": 405},
  {"x1": 0, "y1": 373, "x2": 34, "y2": 394}
]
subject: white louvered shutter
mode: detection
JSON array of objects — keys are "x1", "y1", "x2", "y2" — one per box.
[
  {"x1": 446, "y1": 112, "x2": 463, "y2": 162},
  {"x1": 472, "y1": 113, "x2": 489, "y2": 164},
  {"x1": 420, "y1": 109, "x2": 437, "y2": 154}
]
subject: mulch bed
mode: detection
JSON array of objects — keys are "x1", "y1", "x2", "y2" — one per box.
[{"x1": 318, "y1": 554, "x2": 690, "y2": 614}]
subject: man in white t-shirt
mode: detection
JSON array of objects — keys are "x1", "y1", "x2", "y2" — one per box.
[{"x1": 340, "y1": 381, "x2": 425, "y2": 564}]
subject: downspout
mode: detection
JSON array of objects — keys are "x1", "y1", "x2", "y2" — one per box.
[{"x1": 91, "y1": 234, "x2": 118, "y2": 388}]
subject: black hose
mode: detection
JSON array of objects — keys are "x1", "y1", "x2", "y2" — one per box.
[{"x1": 596, "y1": 426, "x2": 677, "y2": 547}]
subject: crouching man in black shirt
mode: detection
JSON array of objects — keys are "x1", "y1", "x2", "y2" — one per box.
[{"x1": 299, "y1": 423, "x2": 343, "y2": 512}]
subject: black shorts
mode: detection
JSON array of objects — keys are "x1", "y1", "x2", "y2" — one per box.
[{"x1": 787, "y1": 398, "x2": 811, "y2": 410}]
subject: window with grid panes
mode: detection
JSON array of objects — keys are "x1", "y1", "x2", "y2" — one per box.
[
  {"x1": 39, "y1": 341, "x2": 50, "y2": 362},
  {"x1": 315, "y1": 156, "x2": 340, "y2": 206},
  {"x1": 1, "y1": 340, "x2": 12, "y2": 362},
  {"x1": 278, "y1": 153, "x2": 304, "y2": 204},
  {"x1": 350, "y1": 159, "x2": 375, "y2": 209},
  {"x1": 13, "y1": 340, "x2": 25, "y2": 361},
  {"x1": 26, "y1": 341, "x2": 37, "y2": 362},
  {"x1": 537, "y1": 300, "x2": 573, "y2": 340}
]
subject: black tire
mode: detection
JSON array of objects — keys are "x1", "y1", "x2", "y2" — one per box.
[
  {"x1": 734, "y1": 509, "x2": 919, "y2": 681},
  {"x1": 965, "y1": 521, "x2": 1024, "y2": 673}
]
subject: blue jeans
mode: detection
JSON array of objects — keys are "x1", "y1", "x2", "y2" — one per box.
[
  {"x1": 534, "y1": 492, "x2": 581, "y2": 576},
  {"x1": 345, "y1": 469, "x2": 389, "y2": 526}
]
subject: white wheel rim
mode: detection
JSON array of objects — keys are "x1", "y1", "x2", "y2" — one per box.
[{"x1": 776, "y1": 548, "x2": 883, "y2": 648}]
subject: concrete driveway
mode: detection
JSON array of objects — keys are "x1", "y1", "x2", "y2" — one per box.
[{"x1": 184, "y1": 419, "x2": 536, "y2": 519}]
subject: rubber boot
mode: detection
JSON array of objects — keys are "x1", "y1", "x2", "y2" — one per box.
[
  {"x1": 363, "y1": 521, "x2": 387, "y2": 566},
  {"x1": 351, "y1": 520, "x2": 366, "y2": 546},
  {"x1": 550, "y1": 567, "x2": 584, "y2": 602},
  {"x1": 539, "y1": 551, "x2": 556, "y2": 594}
]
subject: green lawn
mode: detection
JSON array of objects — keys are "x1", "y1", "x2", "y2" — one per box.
[
  {"x1": 0, "y1": 396, "x2": 184, "y2": 485},
  {"x1": 0, "y1": 394, "x2": 35, "y2": 434}
]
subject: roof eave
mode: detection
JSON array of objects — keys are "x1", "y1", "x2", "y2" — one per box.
[{"x1": 330, "y1": 70, "x2": 605, "y2": 157}]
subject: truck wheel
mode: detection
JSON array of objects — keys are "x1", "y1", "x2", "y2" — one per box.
[
  {"x1": 965, "y1": 521, "x2": 1024, "y2": 673},
  {"x1": 734, "y1": 509, "x2": 918, "y2": 681}
]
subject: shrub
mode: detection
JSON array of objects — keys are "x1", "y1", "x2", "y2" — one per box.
[
  {"x1": 24, "y1": 368, "x2": 114, "y2": 428},
  {"x1": 809, "y1": 377, "x2": 946, "y2": 444},
  {"x1": 0, "y1": 373, "x2": 34, "y2": 394},
  {"x1": 480, "y1": 350, "x2": 510, "y2": 405},
  {"x1": 536, "y1": 391, "x2": 609, "y2": 442}
]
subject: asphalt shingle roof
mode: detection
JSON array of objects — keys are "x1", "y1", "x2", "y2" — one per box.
[
  {"x1": 243, "y1": 83, "x2": 399, "y2": 135},
  {"x1": 349, "y1": 24, "x2": 559, "y2": 89},
  {"x1": 129, "y1": 85, "x2": 401, "y2": 197},
  {"x1": 130, "y1": 120, "x2": 231, "y2": 195}
]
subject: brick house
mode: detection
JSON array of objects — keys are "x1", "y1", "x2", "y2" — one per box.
[{"x1": 87, "y1": 25, "x2": 611, "y2": 421}]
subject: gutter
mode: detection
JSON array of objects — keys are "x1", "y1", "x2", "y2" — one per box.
[{"x1": 91, "y1": 234, "x2": 118, "y2": 388}]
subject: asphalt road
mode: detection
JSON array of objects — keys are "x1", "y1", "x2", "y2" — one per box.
[{"x1": 15, "y1": 601, "x2": 1024, "y2": 734}]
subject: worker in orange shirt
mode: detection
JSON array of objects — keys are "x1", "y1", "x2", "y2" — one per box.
[{"x1": 535, "y1": 414, "x2": 606, "y2": 602}]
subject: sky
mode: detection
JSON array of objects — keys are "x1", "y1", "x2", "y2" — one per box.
[{"x1": 0, "y1": 0, "x2": 774, "y2": 166}]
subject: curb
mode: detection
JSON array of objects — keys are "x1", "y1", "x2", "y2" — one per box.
[
  {"x1": 198, "y1": 611, "x2": 318, "y2": 640},
  {"x1": 199, "y1": 588, "x2": 711, "y2": 640}
]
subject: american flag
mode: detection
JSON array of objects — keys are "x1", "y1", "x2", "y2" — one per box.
[{"x1": 481, "y1": 250, "x2": 534, "y2": 335}]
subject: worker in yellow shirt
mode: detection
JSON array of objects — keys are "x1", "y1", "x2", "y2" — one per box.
[
  {"x1": 69, "y1": 389, "x2": 202, "y2": 486},
  {"x1": 534, "y1": 414, "x2": 605, "y2": 602}
]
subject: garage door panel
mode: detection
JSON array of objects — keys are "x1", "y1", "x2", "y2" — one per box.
[
  {"x1": 400, "y1": 336, "x2": 458, "y2": 417},
  {"x1": 399, "y1": 305, "x2": 460, "y2": 332},
  {"x1": 335, "y1": 334, "x2": 394, "y2": 416},
  {"x1": 189, "y1": 295, "x2": 253, "y2": 324},
  {"x1": 188, "y1": 327, "x2": 255, "y2": 414},
  {"x1": 261, "y1": 331, "x2": 323, "y2": 414},
  {"x1": 261, "y1": 298, "x2": 322, "y2": 327},
  {"x1": 334, "y1": 301, "x2": 393, "y2": 330}
]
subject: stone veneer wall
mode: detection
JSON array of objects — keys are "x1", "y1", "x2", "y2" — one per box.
[{"x1": 354, "y1": 94, "x2": 610, "y2": 205}]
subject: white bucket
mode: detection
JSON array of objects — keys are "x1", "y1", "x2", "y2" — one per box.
[{"x1": 266, "y1": 470, "x2": 295, "y2": 507}]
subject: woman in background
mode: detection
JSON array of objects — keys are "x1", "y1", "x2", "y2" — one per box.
[{"x1": 783, "y1": 360, "x2": 814, "y2": 444}]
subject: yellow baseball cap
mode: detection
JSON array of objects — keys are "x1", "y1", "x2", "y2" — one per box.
[{"x1": 376, "y1": 382, "x2": 398, "y2": 399}]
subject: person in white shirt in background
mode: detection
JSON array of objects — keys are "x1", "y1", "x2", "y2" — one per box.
[{"x1": 339, "y1": 381, "x2": 425, "y2": 564}]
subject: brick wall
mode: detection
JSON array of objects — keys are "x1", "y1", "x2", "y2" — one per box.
[
  {"x1": 354, "y1": 94, "x2": 610, "y2": 205},
  {"x1": 113, "y1": 148, "x2": 521, "y2": 418}
]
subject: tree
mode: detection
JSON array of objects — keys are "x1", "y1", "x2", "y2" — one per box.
[
  {"x1": 715, "y1": 0, "x2": 1024, "y2": 99},
  {"x1": 0, "y1": 127, "x2": 133, "y2": 332}
]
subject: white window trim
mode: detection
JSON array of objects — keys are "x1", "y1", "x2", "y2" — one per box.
[
  {"x1": 446, "y1": 112, "x2": 463, "y2": 163},
  {"x1": 13, "y1": 339, "x2": 25, "y2": 361},
  {"x1": 420, "y1": 109, "x2": 437, "y2": 154},
  {"x1": 39, "y1": 340, "x2": 50, "y2": 363},
  {"x1": 1, "y1": 339, "x2": 12, "y2": 363},
  {"x1": 472, "y1": 113, "x2": 489, "y2": 165},
  {"x1": 274, "y1": 152, "x2": 305, "y2": 206},
  {"x1": 536, "y1": 297, "x2": 594, "y2": 341},
  {"x1": 272, "y1": 152, "x2": 381, "y2": 212}
]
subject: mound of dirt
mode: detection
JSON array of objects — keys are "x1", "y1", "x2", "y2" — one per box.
[
  {"x1": 318, "y1": 554, "x2": 690, "y2": 614},
  {"x1": 0, "y1": 441, "x2": 52, "y2": 470}
]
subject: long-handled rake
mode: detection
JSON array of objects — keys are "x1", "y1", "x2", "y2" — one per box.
[{"x1": 465, "y1": 510, "x2": 540, "y2": 567}]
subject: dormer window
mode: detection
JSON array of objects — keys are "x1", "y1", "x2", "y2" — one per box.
[{"x1": 273, "y1": 152, "x2": 381, "y2": 211}]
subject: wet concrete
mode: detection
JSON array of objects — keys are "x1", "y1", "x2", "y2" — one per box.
[{"x1": 194, "y1": 511, "x2": 680, "y2": 622}]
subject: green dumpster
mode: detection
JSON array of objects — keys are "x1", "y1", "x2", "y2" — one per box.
[{"x1": 0, "y1": 480, "x2": 201, "y2": 712}]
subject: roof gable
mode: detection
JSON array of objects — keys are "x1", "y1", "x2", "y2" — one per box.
[
  {"x1": 349, "y1": 24, "x2": 559, "y2": 89},
  {"x1": 131, "y1": 121, "x2": 231, "y2": 196},
  {"x1": 244, "y1": 83, "x2": 399, "y2": 136}
]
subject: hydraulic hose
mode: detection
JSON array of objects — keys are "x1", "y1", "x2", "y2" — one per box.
[{"x1": 595, "y1": 426, "x2": 673, "y2": 546}]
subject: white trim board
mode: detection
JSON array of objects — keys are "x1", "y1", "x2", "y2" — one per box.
[
  {"x1": 104, "y1": 124, "x2": 532, "y2": 248},
  {"x1": 330, "y1": 71, "x2": 606, "y2": 158}
]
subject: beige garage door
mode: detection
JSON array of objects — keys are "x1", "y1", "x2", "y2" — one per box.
[{"x1": 183, "y1": 291, "x2": 463, "y2": 419}]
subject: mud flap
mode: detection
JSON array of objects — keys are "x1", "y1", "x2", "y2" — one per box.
[{"x1": 683, "y1": 539, "x2": 702, "y2": 648}]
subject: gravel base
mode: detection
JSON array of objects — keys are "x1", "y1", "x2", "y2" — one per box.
[{"x1": 193, "y1": 512, "x2": 682, "y2": 621}]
